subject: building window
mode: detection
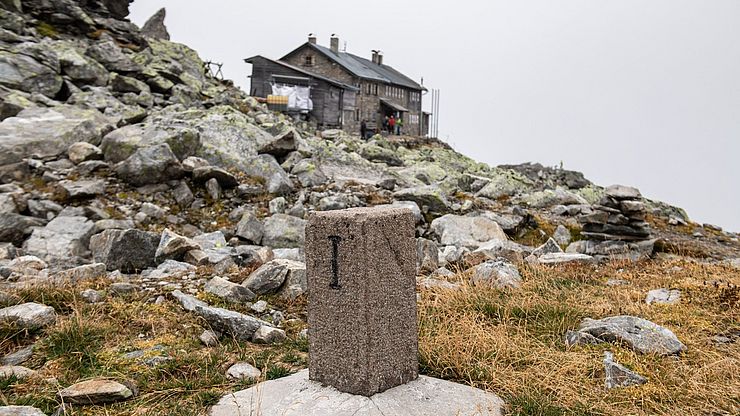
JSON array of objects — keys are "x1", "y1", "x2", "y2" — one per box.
[
  {"x1": 304, "y1": 55, "x2": 315, "y2": 66},
  {"x1": 373, "y1": 84, "x2": 378, "y2": 96}
]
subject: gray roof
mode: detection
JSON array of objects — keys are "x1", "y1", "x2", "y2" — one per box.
[
  {"x1": 283, "y1": 43, "x2": 425, "y2": 91},
  {"x1": 244, "y1": 55, "x2": 359, "y2": 91}
]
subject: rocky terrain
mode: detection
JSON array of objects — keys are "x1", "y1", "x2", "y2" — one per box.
[{"x1": 0, "y1": 1, "x2": 738, "y2": 415}]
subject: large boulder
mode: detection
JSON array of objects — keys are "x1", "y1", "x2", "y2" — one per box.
[
  {"x1": 469, "y1": 260, "x2": 522, "y2": 289},
  {"x1": 0, "y1": 303, "x2": 56, "y2": 329},
  {"x1": 23, "y1": 216, "x2": 95, "y2": 264},
  {"x1": 431, "y1": 215, "x2": 508, "y2": 249},
  {"x1": 90, "y1": 229, "x2": 160, "y2": 272},
  {"x1": 86, "y1": 39, "x2": 141, "y2": 73},
  {"x1": 194, "y1": 305, "x2": 270, "y2": 342},
  {"x1": 0, "y1": 214, "x2": 46, "y2": 245},
  {"x1": 101, "y1": 123, "x2": 200, "y2": 163},
  {"x1": 241, "y1": 154, "x2": 294, "y2": 195},
  {"x1": 114, "y1": 143, "x2": 184, "y2": 186},
  {"x1": 261, "y1": 214, "x2": 306, "y2": 248},
  {"x1": 0, "y1": 107, "x2": 115, "y2": 167},
  {"x1": 0, "y1": 44, "x2": 63, "y2": 97},
  {"x1": 141, "y1": 8, "x2": 170, "y2": 40},
  {"x1": 57, "y1": 379, "x2": 134, "y2": 405},
  {"x1": 242, "y1": 259, "x2": 305, "y2": 296},
  {"x1": 393, "y1": 185, "x2": 450, "y2": 213}
]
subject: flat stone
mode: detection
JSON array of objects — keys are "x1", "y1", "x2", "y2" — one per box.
[
  {"x1": 605, "y1": 184, "x2": 641, "y2": 200},
  {"x1": 200, "y1": 330, "x2": 220, "y2": 347},
  {"x1": 58, "y1": 179, "x2": 106, "y2": 200},
  {"x1": 0, "y1": 406, "x2": 46, "y2": 416},
  {"x1": 57, "y1": 379, "x2": 134, "y2": 405},
  {"x1": 194, "y1": 305, "x2": 270, "y2": 342},
  {"x1": 305, "y1": 207, "x2": 417, "y2": 396},
  {"x1": 252, "y1": 325, "x2": 287, "y2": 344},
  {"x1": 205, "y1": 276, "x2": 255, "y2": 304},
  {"x1": 430, "y1": 214, "x2": 508, "y2": 249},
  {"x1": 603, "y1": 352, "x2": 647, "y2": 389},
  {"x1": 262, "y1": 214, "x2": 306, "y2": 248},
  {"x1": 23, "y1": 216, "x2": 96, "y2": 263},
  {"x1": 171, "y1": 290, "x2": 207, "y2": 312},
  {"x1": 209, "y1": 369, "x2": 504, "y2": 416},
  {"x1": 645, "y1": 288, "x2": 681, "y2": 305},
  {"x1": 0, "y1": 303, "x2": 56, "y2": 329},
  {"x1": 469, "y1": 260, "x2": 522, "y2": 289},
  {"x1": 57, "y1": 263, "x2": 107, "y2": 281},
  {"x1": 575, "y1": 315, "x2": 686, "y2": 356},
  {"x1": 226, "y1": 362, "x2": 261, "y2": 381},
  {"x1": 536, "y1": 252, "x2": 595, "y2": 265},
  {"x1": 155, "y1": 229, "x2": 199, "y2": 262},
  {"x1": 2, "y1": 345, "x2": 34, "y2": 366}
]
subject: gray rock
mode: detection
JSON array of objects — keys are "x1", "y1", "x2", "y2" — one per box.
[
  {"x1": 23, "y1": 216, "x2": 95, "y2": 263},
  {"x1": 252, "y1": 325, "x2": 287, "y2": 344},
  {"x1": 251, "y1": 300, "x2": 269, "y2": 314},
  {"x1": 0, "y1": 107, "x2": 114, "y2": 167},
  {"x1": 94, "y1": 219, "x2": 134, "y2": 232},
  {"x1": 193, "y1": 166, "x2": 239, "y2": 188},
  {"x1": 80, "y1": 289, "x2": 105, "y2": 303},
  {"x1": 114, "y1": 143, "x2": 184, "y2": 186},
  {"x1": 234, "y1": 245, "x2": 274, "y2": 268},
  {"x1": 146, "y1": 260, "x2": 195, "y2": 279},
  {"x1": 205, "y1": 177, "x2": 222, "y2": 201},
  {"x1": 438, "y1": 245, "x2": 469, "y2": 265},
  {"x1": 431, "y1": 214, "x2": 508, "y2": 249},
  {"x1": 57, "y1": 263, "x2": 107, "y2": 281},
  {"x1": 645, "y1": 288, "x2": 681, "y2": 305},
  {"x1": 90, "y1": 229, "x2": 160, "y2": 272},
  {"x1": 110, "y1": 73, "x2": 149, "y2": 94},
  {"x1": 57, "y1": 179, "x2": 106, "y2": 200},
  {"x1": 242, "y1": 154, "x2": 294, "y2": 195},
  {"x1": 553, "y1": 225, "x2": 572, "y2": 246},
  {"x1": 269, "y1": 197, "x2": 287, "y2": 214},
  {"x1": 205, "y1": 276, "x2": 255, "y2": 304},
  {"x1": 0, "y1": 303, "x2": 56, "y2": 329},
  {"x1": 605, "y1": 185, "x2": 641, "y2": 200},
  {"x1": 0, "y1": 365, "x2": 36, "y2": 379},
  {"x1": 418, "y1": 276, "x2": 460, "y2": 291},
  {"x1": 520, "y1": 187, "x2": 587, "y2": 208},
  {"x1": 471, "y1": 239, "x2": 531, "y2": 263},
  {"x1": 2, "y1": 345, "x2": 34, "y2": 366},
  {"x1": 0, "y1": 214, "x2": 47, "y2": 245},
  {"x1": 141, "y1": 7, "x2": 170, "y2": 40},
  {"x1": 209, "y1": 369, "x2": 504, "y2": 416},
  {"x1": 243, "y1": 259, "x2": 305, "y2": 295},
  {"x1": 3, "y1": 256, "x2": 47, "y2": 278},
  {"x1": 0, "y1": 47, "x2": 63, "y2": 98},
  {"x1": 531, "y1": 238, "x2": 563, "y2": 257},
  {"x1": 359, "y1": 144, "x2": 403, "y2": 166},
  {"x1": 193, "y1": 231, "x2": 228, "y2": 250},
  {"x1": 199, "y1": 330, "x2": 220, "y2": 347},
  {"x1": 235, "y1": 211, "x2": 263, "y2": 244},
  {"x1": 479, "y1": 212, "x2": 524, "y2": 233},
  {"x1": 470, "y1": 260, "x2": 522, "y2": 289},
  {"x1": 0, "y1": 406, "x2": 46, "y2": 416},
  {"x1": 272, "y1": 248, "x2": 303, "y2": 262},
  {"x1": 67, "y1": 142, "x2": 104, "y2": 164},
  {"x1": 58, "y1": 44, "x2": 109, "y2": 86},
  {"x1": 393, "y1": 185, "x2": 450, "y2": 213},
  {"x1": 262, "y1": 214, "x2": 306, "y2": 248},
  {"x1": 173, "y1": 181, "x2": 194, "y2": 208},
  {"x1": 416, "y1": 238, "x2": 439, "y2": 274},
  {"x1": 171, "y1": 290, "x2": 207, "y2": 312},
  {"x1": 257, "y1": 127, "x2": 303, "y2": 157},
  {"x1": 182, "y1": 156, "x2": 210, "y2": 172},
  {"x1": 86, "y1": 39, "x2": 141, "y2": 73},
  {"x1": 226, "y1": 362, "x2": 261, "y2": 381},
  {"x1": 575, "y1": 315, "x2": 686, "y2": 355},
  {"x1": 603, "y1": 351, "x2": 647, "y2": 389},
  {"x1": 292, "y1": 158, "x2": 328, "y2": 187},
  {"x1": 536, "y1": 252, "x2": 595, "y2": 265},
  {"x1": 109, "y1": 282, "x2": 136, "y2": 295},
  {"x1": 155, "y1": 229, "x2": 199, "y2": 262},
  {"x1": 57, "y1": 378, "x2": 134, "y2": 405},
  {"x1": 194, "y1": 305, "x2": 270, "y2": 342},
  {"x1": 101, "y1": 123, "x2": 200, "y2": 163}
]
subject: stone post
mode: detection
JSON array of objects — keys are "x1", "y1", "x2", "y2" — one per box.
[{"x1": 305, "y1": 207, "x2": 418, "y2": 396}]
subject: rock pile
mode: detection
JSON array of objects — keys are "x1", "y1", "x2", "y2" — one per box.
[{"x1": 578, "y1": 185, "x2": 651, "y2": 241}]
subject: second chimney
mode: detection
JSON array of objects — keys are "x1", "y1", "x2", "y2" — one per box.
[
  {"x1": 308, "y1": 34, "x2": 317, "y2": 44},
  {"x1": 371, "y1": 50, "x2": 379, "y2": 64},
  {"x1": 377, "y1": 53, "x2": 383, "y2": 65},
  {"x1": 330, "y1": 35, "x2": 339, "y2": 53}
]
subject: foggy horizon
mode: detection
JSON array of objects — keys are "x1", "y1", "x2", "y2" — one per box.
[{"x1": 131, "y1": 0, "x2": 740, "y2": 232}]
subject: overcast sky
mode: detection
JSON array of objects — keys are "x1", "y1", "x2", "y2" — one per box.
[{"x1": 130, "y1": 1, "x2": 740, "y2": 232}]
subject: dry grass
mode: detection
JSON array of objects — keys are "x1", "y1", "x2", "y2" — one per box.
[{"x1": 418, "y1": 259, "x2": 740, "y2": 415}]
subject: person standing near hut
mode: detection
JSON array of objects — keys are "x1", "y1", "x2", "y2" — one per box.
[
  {"x1": 388, "y1": 115, "x2": 396, "y2": 135},
  {"x1": 396, "y1": 117, "x2": 403, "y2": 135},
  {"x1": 360, "y1": 119, "x2": 367, "y2": 140},
  {"x1": 383, "y1": 116, "x2": 389, "y2": 134}
]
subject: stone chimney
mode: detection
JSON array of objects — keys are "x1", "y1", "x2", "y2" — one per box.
[
  {"x1": 330, "y1": 35, "x2": 339, "y2": 53},
  {"x1": 308, "y1": 34, "x2": 317, "y2": 45},
  {"x1": 377, "y1": 53, "x2": 383, "y2": 66},
  {"x1": 371, "y1": 50, "x2": 379, "y2": 64}
]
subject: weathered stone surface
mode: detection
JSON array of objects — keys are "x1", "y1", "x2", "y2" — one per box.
[
  {"x1": 431, "y1": 214, "x2": 508, "y2": 249},
  {"x1": 141, "y1": 7, "x2": 170, "y2": 40},
  {"x1": 553, "y1": 224, "x2": 572, "y2": 246},
  {"x1": 205, "y1": 276, "x2": 255, "y2": 304},
  {"x1": 241, "y1": 154, "x2": 294, "y2": 195},
  {"x1": 101, "y1": 123, "x2": 200, "y2": 163},
  {"x1": 469, "y1": 260, "x2": 522, "y2": 289},
  {"x1": 0, "y1": 47, "x2": 62, "y2": 98},
  {"x1": 209, "y1": 369, "x2": 504, "y2": 416},
  {"x1": 305, "y1": 207, "x2": 417, "y2": 396},
  {"x1": 58, "y1": 179, "x2": 106, "y2": 200},
  {"x1": 0, "y1": 107, "x2": 114, "y2": 167},
  {"x1": 199, "y1": 330, "x2": 219, "y2": 347},
  {"x1": 80, "y1": 288, "x2": 105, "y2": 303},
  {"x1": 2, "y1": 345, "x2": 34, "y2": 366},
  {"x1": 536, "y1": 252, "x2": 595, "y2": 265},
  {"x1": 292, "y1": 158, "x2": 328, "y2": 187},
  {"x1": 574, "y1": 316, "x2": 686, "y2": 356},
  {"x1": 252, "y1": 325, "x2": 287, "y2": 344},
  {"x1": 68, "y1": 142, "x2": 104, "y2": 164},
  {"x1": 90, "y1": 229, "x2": 159, "y2": 272},
  {"x1": 416, "y1": 238, "x2": 439, "y2": 274},
  {"x1": 242, "y1": 259, "x2": 303, "y2": 295},
  {"x1": 645, "y1": 288, "x2": 681, "y2": 305},
  {"x1": 171, "y1": 290, "x2": 207, "y2": 312},
  {"x1": 0, "y1": 406, "x2": 46, "y2": 416},
  {"x1": 86, "y1": 39, "x2": 141, "y2": 73},
  {"x1": 235, "y1": 211, "x2": 263, "y2": 244},
  {"x1": 603, "y1": 351, "x2": 647, "y2": 389},
  {"x1": 155, "y1": 229, "x2": 199, "y2": 262},
  {"x1": 531, "y1": 238, "x2": 563, "y2": 257},
  {"x1": 0, "y1": 214, "x2": 47, "y2": 245},
  {"x1": 520, "y1": 188, "x2": 588, "y2": 208},
  {"x1": 192, "y1": 166, "x2": 238, "y2": 188},
  {"x1": 57, "y1": 379, "x2": 134, "y2": 405},
  {"x1": 262, "y1": 214, "x2": 306, "y2": 248},
  {"x1": 114, "y1": 143, "x2": 184, "y2": 186},
  {"x1": 194, "y1": 305, "x2": 269, "y2": 342},
  {"x1": 0, "y1": 303, "x2": 56, "y2": 329},
  {"x1": 605, "y1": 184, "x2": 641, "y2": 200},
  {"x1": 23, "y1": 216, "x2": 95, "y2": 263},
  {"x1": 226, "y1": 362, "x2": 261, "y2": 381},
  {"x1": 110, "y1": 72, "x2": 149, "y2": 94},
  {"x1": 393, "y1": 185, "x2": 449, "y2": 213},
  {"x1": 57, "y1": 263, "x2": 107, "y2": 281}
]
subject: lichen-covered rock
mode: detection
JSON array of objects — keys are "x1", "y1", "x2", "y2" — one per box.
[
  {"x1": 603, "y1": 351, "x2": 647, "y2": 389},
  {"x1": 431, "y1": 214, "x2": 508, "y2": 249},
  {"x1": 67, "y1": 142, "x2": 103, "y2": 164},
  {"x1": 0, "y1": 107, "x2": 114, "y2": 167},
  {"x1": 262, "y1": 214, "x2": 306, "y2": 248},
  {"x1": 241, "y1": 154, "x2": 294, "y2": 195},
  {"x1": 394, "y1": 185, "x2": 450, "y2": 213},
  {"x1": 573, "y1": 315, "x2": 686, "y2": 356},
  {"x1": 90, "y1": 229, "x2": 160, "y2": 272},
  {"x1": 114, "y1": 143, "x2": 184, "y2": 186},
  {"x1": 0, "y1": 46, "x2": 63, "y2": 97},
  {"x1": 141, "y1": 8, "x2": 170, "y2": 40},
  {"x1": 86, "y1": 39, "x2": 141, "y2": 73},
  {"x1": 101, "y1": 123, "x2": 201, "y2": 163}
]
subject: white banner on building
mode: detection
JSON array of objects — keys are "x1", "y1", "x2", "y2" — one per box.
[{"x1": 271, "y1": 84, "x2": 313, "y2": 112}]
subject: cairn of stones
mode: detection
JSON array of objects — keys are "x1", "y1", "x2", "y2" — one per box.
[{"x1": 579, "y1": 185, "x2": 651, "y2": 242}]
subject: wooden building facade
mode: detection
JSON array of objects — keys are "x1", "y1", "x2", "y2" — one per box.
[{"x1": 246, "y1": 36, "x2": 428, "y2": 136}]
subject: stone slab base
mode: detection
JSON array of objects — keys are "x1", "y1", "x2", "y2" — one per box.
[{"x1": 209, "y1": 369, "x2": 504, "y2": 416}]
